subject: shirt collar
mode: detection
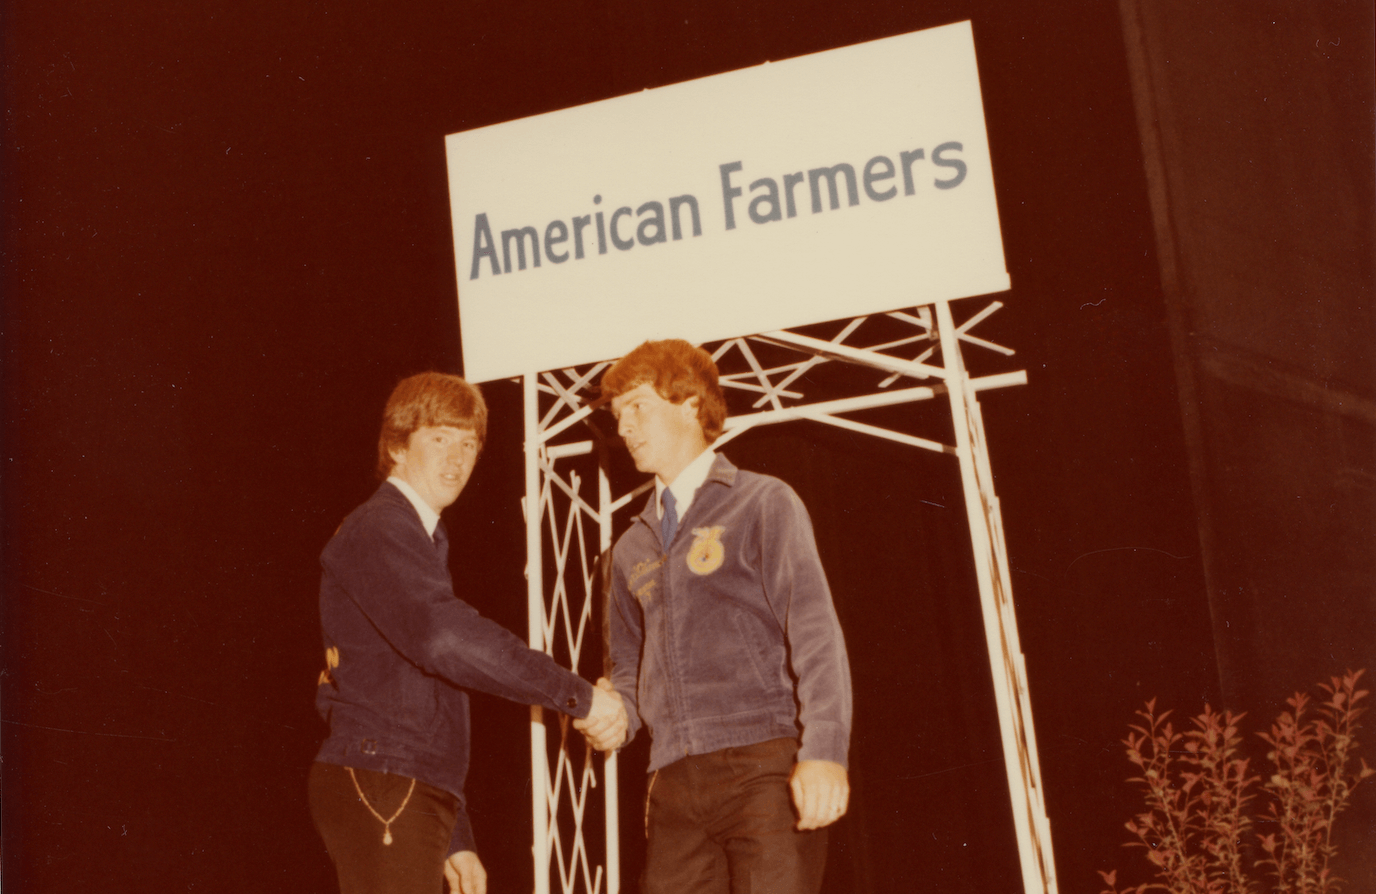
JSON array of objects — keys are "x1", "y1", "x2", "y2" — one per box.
[
  {"x1": 655, "y1": 447, "x2": 717, "y2": 520},
  {"x1": 387, "y1": 476, "x2": 441, "y2": 536}
]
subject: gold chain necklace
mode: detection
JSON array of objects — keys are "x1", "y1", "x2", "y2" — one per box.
[{"x1": 347, "y1": 767, "x2": 417, "y2": 846}]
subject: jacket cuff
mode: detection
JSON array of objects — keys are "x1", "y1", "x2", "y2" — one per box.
[
  {"x1": 797, "y1": 720, "x2": 849, "y2": 768},
  {"x1": 560, "y1": 675, "x2": 597, "y2": 720},
  {"x1": 447, "y1": 808, "x2": 477, "y2": 857},
  {"x1": 621, "y1": 700, "x2": 643, "y2": 748}
]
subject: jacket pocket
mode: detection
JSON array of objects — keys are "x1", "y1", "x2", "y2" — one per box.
[{"x1": 729, "y1": 611, "x2": 776, "y2": 694}]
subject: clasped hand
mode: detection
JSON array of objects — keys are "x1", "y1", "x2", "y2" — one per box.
[{"x1": 572, "y1": 678, "x2": 628, "y2": 751}]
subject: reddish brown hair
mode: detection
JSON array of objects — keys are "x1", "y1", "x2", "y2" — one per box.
[
  {"x1": 376, "y1": 372, "x2": 487, "y2": 479},
  {"x1": 600, "y1": 340, "x2": 726, "y2": 442}
]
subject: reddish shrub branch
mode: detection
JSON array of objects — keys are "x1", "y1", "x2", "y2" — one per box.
[{"x1": 1100, "y1": 670, "x2": 1372, "y2": 894}]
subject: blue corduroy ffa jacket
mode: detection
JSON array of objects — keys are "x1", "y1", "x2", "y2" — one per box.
[
  {"x1": 608, "y1": 454, "x2": 852, "y2": 774},
  {"x1": 314, "y1": 482, "x2": 594, "y2": 856}
]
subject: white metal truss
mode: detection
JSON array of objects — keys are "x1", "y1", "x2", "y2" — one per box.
[{"x1": 521, "y1": 294, "x2": 1057, "y2": 894}]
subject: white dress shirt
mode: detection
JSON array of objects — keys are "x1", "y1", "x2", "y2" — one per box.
[
  {"x1": 387, "y1": 476, "x2": 442, "y2": 537},
  {"x1": 655, "y1": 448, "x2": 717, "y2": 522}
]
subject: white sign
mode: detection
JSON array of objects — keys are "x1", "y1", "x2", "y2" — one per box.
[{"x1": 445, "y1": 20, "x2": 1007, "y2": 383}]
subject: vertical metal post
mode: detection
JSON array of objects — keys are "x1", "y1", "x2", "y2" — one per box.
[
  {"x1": 524, "y1": 371, "x2": 551, "y2": 894},
  {"x1": 934, "y1": 300, "x2": 1057, "y2": 894},
  {"x1": 599, "y1": 464, "x2": 620, "y2": 894},
  {"x1": 967, "y1": 391, "x2": 1058, "y2": 882}
]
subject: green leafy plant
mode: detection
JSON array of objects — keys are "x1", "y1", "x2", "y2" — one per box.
[{"x1": 1099, "y1": 669, "x2": 1372, "y2": 894}]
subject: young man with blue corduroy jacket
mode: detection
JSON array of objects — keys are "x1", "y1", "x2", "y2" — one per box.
[{"x1": 589, "y1": 340, "x2": 852, "y2": 894}]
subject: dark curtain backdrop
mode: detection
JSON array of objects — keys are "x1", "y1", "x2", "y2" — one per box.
[{"x1": 4, "y1": 2, "x2": 1368, "y2": 892}]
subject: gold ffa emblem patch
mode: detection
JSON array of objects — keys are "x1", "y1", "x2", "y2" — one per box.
[
  {"x1": 318, "y1": 646, "x2": 340, "y2": 686},
  {"x1": 686, "y1": 526, "x2": 726, "y2": 575}
]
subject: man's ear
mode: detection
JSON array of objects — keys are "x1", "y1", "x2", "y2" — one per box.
[{"x1": 680, "y1": 395, "x2": 701, "y2": 421}]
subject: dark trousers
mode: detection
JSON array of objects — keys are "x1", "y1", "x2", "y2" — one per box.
[
  {"x1": 644, "y1": 738, "x2": 828, "y2": 894},
  {"x1": 309, "y1": 761, "x2": 458, "y2": 894}
]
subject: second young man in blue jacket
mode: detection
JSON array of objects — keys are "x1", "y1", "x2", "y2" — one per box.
[{"x1": 589, "y1": 340, "x2": 853, "y2": 894}]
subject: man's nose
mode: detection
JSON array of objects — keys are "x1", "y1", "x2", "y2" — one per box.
[{"x1": 617, "y1": 415, "x2": 632, "y2": 438}]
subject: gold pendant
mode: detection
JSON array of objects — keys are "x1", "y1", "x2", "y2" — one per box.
[{"x1": 383, "y1": 828, "x2": 394, "y2": 846}]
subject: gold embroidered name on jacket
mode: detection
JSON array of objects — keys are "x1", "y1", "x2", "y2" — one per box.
[{"x1": 630, "y1": 556, "x2": 666, "y2": 605}]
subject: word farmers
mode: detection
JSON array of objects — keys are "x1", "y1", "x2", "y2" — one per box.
[
  {"x1": 719, "y1": 142, "x2": 968, "y2": 230},
  {"x1": 468, "y1": 194, "x2": 702, "y2": 280}
]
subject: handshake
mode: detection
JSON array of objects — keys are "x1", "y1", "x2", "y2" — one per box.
[{"x1": 572, "y1": 678, "x2": 628, "y2": 752}]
